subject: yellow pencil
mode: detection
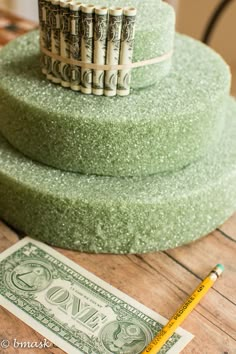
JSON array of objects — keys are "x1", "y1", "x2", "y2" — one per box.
[{"x1": 141, "y1": 264, "x2": 224, "y2": 354}]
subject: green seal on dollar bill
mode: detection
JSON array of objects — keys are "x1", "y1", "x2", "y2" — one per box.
[
  {"x1": 5, "y1": 259, "x2": 53, "y2": 292},
  {"x1": 100, "y1": 321, "x2": 151, "y2": 353}
]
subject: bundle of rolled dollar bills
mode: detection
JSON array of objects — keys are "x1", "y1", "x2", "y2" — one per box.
[{"x1": 38, "y1": 0, "x2": 137, "y2": 97}]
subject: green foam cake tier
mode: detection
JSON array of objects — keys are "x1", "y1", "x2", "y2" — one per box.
[
  {"x1": 0, "y1": 30, "x2": 230, "y2": 177},
  {"x1": 0, "y1": 98, "x2": 236, "y2": 253}
]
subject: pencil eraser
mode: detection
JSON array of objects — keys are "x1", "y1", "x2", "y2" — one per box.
[{"x1": 216, "y1": 264, "x2": 224, "y2": 275}]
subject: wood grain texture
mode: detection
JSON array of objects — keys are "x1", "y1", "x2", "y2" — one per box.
[
  {"x1": 167, "y1": 230, "x2": 236, "y2": 304},
  {"x1": 0, "y1": 308, "x2": 62, "y2": 354},
  {"x1": 219, "y1": 212, "x2": 236, "y2": 241},
  {"x1": 0, "y1": 221, "x2": 235, "y2": 354}
]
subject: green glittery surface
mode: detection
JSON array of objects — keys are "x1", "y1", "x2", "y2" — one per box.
[
  {"x1": 131, "y1": 2, "x2": 175, "y2": 89},
  {"x1": 0, "y1": 31, "x2": 230, "y2": 176},
  {"x1": 0, "y1": 98, "x2": 236, "y2": 253}
]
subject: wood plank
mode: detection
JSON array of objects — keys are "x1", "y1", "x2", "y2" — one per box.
[
  {"x1": 0, "y1": 222, "x2": 235, "y2": 353},
  {"x1": 167, "y1": 230, "x2": 236, "y2": 304},
  {"x1": 218, "y1": 212, "x2": 236, "y2": 241},
  {"x1": 135, "y1": 251, "x2": 236, "y2": 339},
  {"x1": 60, "y1": 250, "x2": 236, "y2": 353},
  {"x1": 0, "y1": 220, "x2": 19, "y2": 252},
  {"x1": 0, "y1": 307, "x2": 62, "y2": 354}
]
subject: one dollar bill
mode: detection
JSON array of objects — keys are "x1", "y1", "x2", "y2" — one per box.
[{"x1": 0, "y1": 238, "x2": 193, "y2": 353}]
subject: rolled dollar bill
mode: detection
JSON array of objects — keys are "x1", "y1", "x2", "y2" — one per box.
[
  {"x1": 105, "y1": 7, "x2": 123, "y2": 97},
  {"x1": 45, "y1": 0, "x2": 53, "y2": 80},
  {"x1": 117, "y1": 7, "x2": 137, "y2": 96},
  {"x1": 49, "y1": 0, "x2": 61, "y2": 83},
  {"x1": 38, "y1": 0, "x2": 45, "y2": 31},
  {"x1": 70, "y1": 1, "x2": 82, "y2": 91},
  {"x1": 38, "y1": 0, "x2": 46, "y2": 73},
  {"x1": 60, "y1": 0, "x2": 71, "y2": 88},
  {"x1": 45, "y1": 0, "x2": 53, "y2": 78},
  {"x1": 93, "y1": 6, "x2": 108, "y2": 96},
  {"x1": 38, "y1": 0, "x2": 50, "y2": 75},
  {"x1": 81, "y1": 4, "x2": 95, "y2": 95}
]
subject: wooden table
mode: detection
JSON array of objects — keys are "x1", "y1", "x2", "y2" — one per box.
[
  {"x1": 0, "y1": 9, "x2": 235, "y2": 354},
  {"x1": 0, "y1": 217, "x2": 236, "y2": 353}
]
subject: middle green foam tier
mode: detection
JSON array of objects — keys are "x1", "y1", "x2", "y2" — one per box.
[{"x1": 0, "y1": 31, "x2": 230, "y2": 177}]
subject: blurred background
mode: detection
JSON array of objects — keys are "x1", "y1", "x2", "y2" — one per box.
[
  {"x1": 0, "y1": 0, "x2": 235, "y2": 93},
  {"x1": 0, "y1": 0, "x2": 38, "y2": 21},
  {"x1": 176, "y1": 0, "x2": 236, "y2": 94}
]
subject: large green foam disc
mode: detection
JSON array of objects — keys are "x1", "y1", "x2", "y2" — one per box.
[
  {"x1": 0, "y1": 98, "x2": 236, "y2": 253},
  {"x1": 0, "y1": 30, "x2": 230, "y2": 176}
]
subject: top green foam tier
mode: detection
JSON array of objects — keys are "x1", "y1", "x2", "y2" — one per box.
[
  {"x1": 80, "y1": 0, "x2": 161, "y2": 30},
  {"x1": 68, "y1": 1, "x2": 176, "y2": 89},
  {"x1": 44, "y1": 1, "x2": 176, "y2": 89}
]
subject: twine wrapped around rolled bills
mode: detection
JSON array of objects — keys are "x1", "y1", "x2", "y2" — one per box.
[
  {"x1": 117, "y1": 7, "x2": 137, "y2": 96},
  {"x1": 105, "y1": 7, "x2": 123, "y2": 97},
  {"x1": 49, "y1": 0, "x2": 61, "y2": 83},
  {"x1": 70, "y1": 1, "x2": 82, "y2": 91},
  {"x1": 93, "y1": 6, "x2": 108, "y2": 96},
  {"x1": 39, "y1": 2, "x2": 174, "y2": 97},
  {"x1": 60, "y1": 0, "x2": 71, "y2": 87},
  {"x1": 81, "y1": 4, "x2": 95, "y2": 94}
]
